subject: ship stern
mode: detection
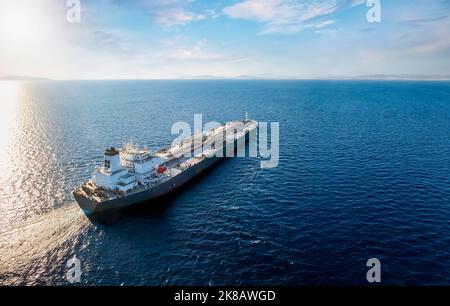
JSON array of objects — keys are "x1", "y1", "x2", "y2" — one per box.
[{"x1": 73, "y1": 189, "x2": 99, "y2": 215}]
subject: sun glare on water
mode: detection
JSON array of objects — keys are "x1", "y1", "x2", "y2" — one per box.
[{"x1": 0, "y1": 82, "x2": 20, "y2": 177}]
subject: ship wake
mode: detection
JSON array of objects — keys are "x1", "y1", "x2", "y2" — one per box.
[{"x1": 0, "y1": 204, "x2": 92, "y2": 285}]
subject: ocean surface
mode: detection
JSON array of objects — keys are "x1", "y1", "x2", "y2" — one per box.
[{"x1": 0, "y1": 80, "x2": 450, "y2": 285}]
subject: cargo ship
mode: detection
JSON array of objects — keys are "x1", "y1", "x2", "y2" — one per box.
[{"x1": 73, "y1": 117, "x2": 257, "y2": 216}]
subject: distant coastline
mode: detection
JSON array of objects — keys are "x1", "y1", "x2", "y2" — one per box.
[
  {"x1": 1, "y1": 75, "x2": 449, "y2": 82},
  {"x1": 0, "y1": 75, "x2": 52, "y2": 81},
  {"x1": 179, "y1": 75, "x2": 450, "y2": 81}
]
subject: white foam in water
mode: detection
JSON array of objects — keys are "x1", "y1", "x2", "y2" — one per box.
[
  {"x1": 222, "y1": 205, "x2": 240, "y2": 211},
  {"x1": 0, "y1": 203, "x2": 91, "y2": 285}
]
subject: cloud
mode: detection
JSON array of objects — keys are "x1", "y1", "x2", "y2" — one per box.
[
  {"x1": 165, "y1": 39, "x2": 225, "y2": 60},
  {"x1": 314, "y1": 19, "x2": 335, "y2": 28},
  {"x1": 162, "y1": 38, "x2": 249, "y2": 65},
  {"x1": 398, "y1": 15, "x2": 448, "y2": 27},
  {"x1": 121, "y1": 0, "x2": 214, "y2": 27},
  {"x1": 154, "y1": 8, "x2": 206, "y2": 27},
  {"x1": 350, "y1": 0, "x2": 366, "y2": 7},
  {"x1": 223, "y1": 0, "x2": 338, "y2": 34},
  {"x1": 404, "y1": 18, "x2": 450, "y2": 55},
  {"x1": 90, "y1": 30, "x2": 127, "y2": 51}
]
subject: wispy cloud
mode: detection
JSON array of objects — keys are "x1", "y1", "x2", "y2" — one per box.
[
  {"x1": 350, "y1": 0, "x2": 366, "y2": 7},
  {"x1": 128, "y1": 0, "x2": 215, "y2": 27},
  {"x1": 166, "y1": 39, "x2": 225, "y2": 60},
  {"x1": 161, "y1": 37, "x2": 249, "y2": 64},
  {"x1": 154, "y1": 8, "x2": 206, "y2": 27},
  {"x1": 314, "y1": 19, "x2": 335, "y2": 28},
  {"x1": 223, "y1": 0, "x2": 338, "y2": 34}
]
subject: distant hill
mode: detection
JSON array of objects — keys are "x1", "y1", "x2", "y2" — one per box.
[
  {"x1": 1, "y1": 74, "x2": 448, "y2": 81},
  {"x1": 351, "y1": 74, "x2": 450, "y2": 81},
  {"x1": 0, "y1": 75, "x2": 52, "y2": 81},
  {"x1": 178, "y1": 74, "x2": 450, "y2": 81}
]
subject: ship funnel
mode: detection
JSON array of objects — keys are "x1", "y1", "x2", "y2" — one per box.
[{"x1": 104, "y1": 147, "x2": 121, "y2": 172}]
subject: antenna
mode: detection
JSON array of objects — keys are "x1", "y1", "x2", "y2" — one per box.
[{"x1": 245, "y1": 112, "x2": 248, "y2": 121}]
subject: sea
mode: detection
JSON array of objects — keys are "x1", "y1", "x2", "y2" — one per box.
[{"x1": 0, "y1": 80, "x2": 449, "y2": 285}]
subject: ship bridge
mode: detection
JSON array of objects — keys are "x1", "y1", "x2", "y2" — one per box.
[{"x1": 93, "y1": 147, "x2": 137, "y2": 193}]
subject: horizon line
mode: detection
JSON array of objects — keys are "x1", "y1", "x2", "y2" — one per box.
[{"x1": 2, "y1": 76, "x2": 450, "y2": 82}]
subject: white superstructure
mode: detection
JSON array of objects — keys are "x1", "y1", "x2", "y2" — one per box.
[{"x1": 93, "y1": 147, "x2": 138, "y2": 192}]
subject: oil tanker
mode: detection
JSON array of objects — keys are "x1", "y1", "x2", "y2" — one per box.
[{"x1": 73, "y1": 118, "x2": 257, "y2": 216}]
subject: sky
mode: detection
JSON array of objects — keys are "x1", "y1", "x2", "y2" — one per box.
[{"x1": 0, "y1": 0, "x2": 449, "y2": 79}]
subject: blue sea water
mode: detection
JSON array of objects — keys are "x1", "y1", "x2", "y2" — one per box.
[{"x1": 0, "y1": 80, "x2": 450, "y2": 285}]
